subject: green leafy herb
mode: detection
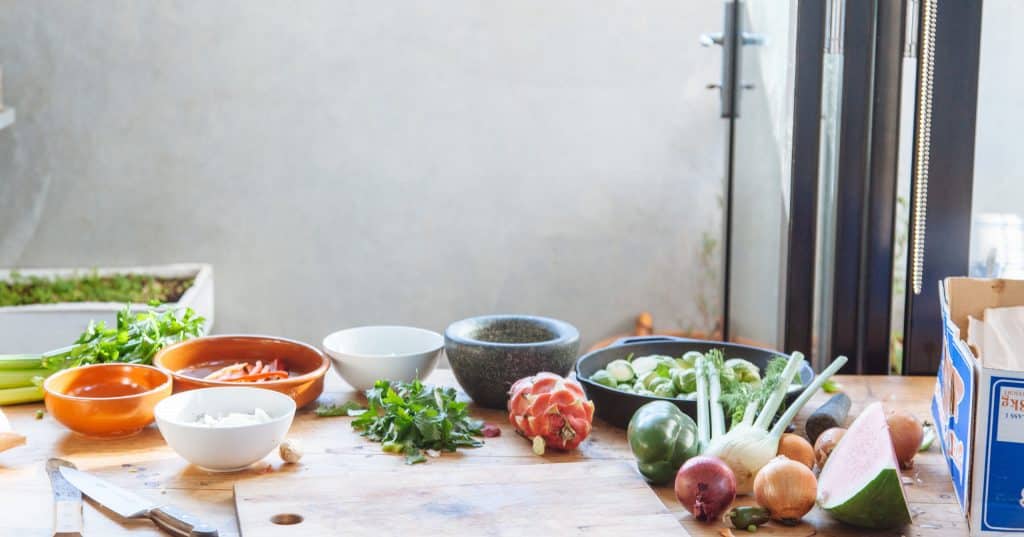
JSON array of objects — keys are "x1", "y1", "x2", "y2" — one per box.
[
  {"x1": 351, "y1": 379, "x2": 484, "y2": 464},
  {"x1": 0, "y1": 304, "x2": 205, "y2": 405},
  {"x1": 721, "y1": 383, "x2": 754, "y2": 425},
  {"x1": 41, "y1": 304, "x2": 205, "y2": 371},
  {"x1": 919, "y1": 420, "x2": 936, "y2": 452},
  {"x1": 0, "y1": 271, "x2": 194, "y2": 307},
  {"x1": 822, "y1": 378, "x2": 843, "y2": 394},
  {"x1": 314, "y1": 400, "x2": 365, "y2": 417},
  {"x1": 715, "y1": 356, "x2": 791, "y2": 429}
]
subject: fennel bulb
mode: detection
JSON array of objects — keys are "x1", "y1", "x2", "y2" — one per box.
[
  {"x1": 705, "y1": 424, "x2": 778, "y2": 493},
  {"x1": 701, "y1": 352, "x2": 848, "y2": 494}
]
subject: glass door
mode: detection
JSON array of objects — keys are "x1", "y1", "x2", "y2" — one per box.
[
  {"x1": 726, "y1": 0, "x2": 799, "y2": 350},
  {"x1": 704, "y1": 0, "x2": 803, "y2": 350},
  {"x1": 970, "y1": 0, "x2": 1024, "y2": 281}
]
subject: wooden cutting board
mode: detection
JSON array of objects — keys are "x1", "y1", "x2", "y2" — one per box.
[{"x1": 234, "y1": 461, "x2": 683, "y2": 536}]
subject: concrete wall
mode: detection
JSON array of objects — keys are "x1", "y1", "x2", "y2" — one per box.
[{"x1": 0, "y1": 2, "x2": 724, "y2": 348}]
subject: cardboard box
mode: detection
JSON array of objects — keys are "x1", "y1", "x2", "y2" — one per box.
[{"x1": 936, "y1": 277, "x2": 1024, "y2": 535}]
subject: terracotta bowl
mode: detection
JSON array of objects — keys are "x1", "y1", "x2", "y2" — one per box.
[
  {"x1": 43, "y1": 363, "x2": 173, "y2": 438},
  {"x1": 153, "y1": 335, "x2": 330, "y2": 408}
]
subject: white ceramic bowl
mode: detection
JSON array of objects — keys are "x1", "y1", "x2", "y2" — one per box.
[
  {"x1": 322, "y1": 326, "x2": 444, "y2": 391},
  {"x1": 154, "y1": 387, "x2": 296, "y2": 472}
]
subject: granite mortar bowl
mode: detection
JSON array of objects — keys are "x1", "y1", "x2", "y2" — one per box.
[{"x1": 445, "y1": 315, "x2": 580, "y2": 409}]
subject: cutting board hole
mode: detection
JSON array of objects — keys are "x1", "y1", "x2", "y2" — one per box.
[{"x1": 271, "y1": 513, "x2": 304, "y2": 525}]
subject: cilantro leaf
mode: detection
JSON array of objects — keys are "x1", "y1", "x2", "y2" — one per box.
[
  {"x1": 822, "y1": 378, "x2": 843, "y2": 393},
  {"x1": 41, "y1": 303, "x2": 205, "y2": 372},
  {"x1": 351, "y1": 379, "x2": 484, "y2": 463},
  {"x1": 315, "y1": 400, "x2": 366, "y2": 417}
]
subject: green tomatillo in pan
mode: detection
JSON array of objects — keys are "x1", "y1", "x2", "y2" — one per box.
[{"x1": 627, "y1": 401, "x2": 701, "y2": 485}]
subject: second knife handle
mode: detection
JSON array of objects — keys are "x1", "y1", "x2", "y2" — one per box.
[
  {"x1": 53, "y1": 498, "x2": 83, "y2": 537},
  {"x1": 149, "y1": 505, "x2": 218, "y2": 537}
]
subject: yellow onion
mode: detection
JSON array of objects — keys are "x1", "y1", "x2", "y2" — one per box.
[
  {"x1": 777, "y1": 433, "x2": 815, "y2": 469},
  {"x1": 886, "y1": 408, "x2": 923, "y2": 469},
  {"x1": 813, "y1": 427, "x2": 846, "y2": 469},
  {"x1": 753, "y1": 456, "x2": 817, "y2": 525}
]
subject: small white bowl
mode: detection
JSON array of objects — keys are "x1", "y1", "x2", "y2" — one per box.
[
  {"x1": 154, "y1": 387, "x2": 296, "y2": 472},
  {"x1": 322, "y1": 326, "x2": 443, "y2": 391}
]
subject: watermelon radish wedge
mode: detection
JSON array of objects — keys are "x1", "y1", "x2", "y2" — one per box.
[{"x1": 817, "y1": 402, "x2": 912, "y2": 529}]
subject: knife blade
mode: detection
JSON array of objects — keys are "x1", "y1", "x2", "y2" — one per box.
[
  {"x1": 59, "y1": 466, "x2": 217, "y2": 537},
  {"x1": 46, "y1": 458, "x2": 83, "y2": 537}
]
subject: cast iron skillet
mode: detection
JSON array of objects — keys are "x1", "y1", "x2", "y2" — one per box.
[{"x1": 575, "y1": 335, "x2": 814, "y2": 428}]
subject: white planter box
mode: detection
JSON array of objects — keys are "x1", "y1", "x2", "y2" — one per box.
[{"x1": 0, "y1": 263, "x2": 214, "y2": 354}]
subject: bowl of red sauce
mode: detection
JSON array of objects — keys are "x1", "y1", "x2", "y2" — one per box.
[
  {"x1": 43, "y1": 363, "x2": 173, "y2": 437},
  {"x1": 153, "y1": 335, "x2": 330, "y2": 408}
]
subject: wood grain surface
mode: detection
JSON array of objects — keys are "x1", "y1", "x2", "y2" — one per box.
[
  {"x1": 236, "y1": 461, "x2": 680, "y2": 536},
  {"x1": 0, "y1": 371, "x2": 961, "y2": 536}
]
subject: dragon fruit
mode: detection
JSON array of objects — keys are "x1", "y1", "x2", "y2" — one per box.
[{"x1": 507, "y1": 372, "x2": 595, "y2": 455}]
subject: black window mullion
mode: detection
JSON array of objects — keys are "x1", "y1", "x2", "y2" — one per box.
[
  {"x1": 830, "y1": 0, "x2": 877, "y2": 373},
  {"x1": 860, "y1": 0, "x2": 906, "y2": 374},
  {"x1": 783, "y1": 0, "x2": 827, "y2": 359}
]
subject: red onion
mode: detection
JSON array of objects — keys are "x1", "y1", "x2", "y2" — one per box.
[{"x1": 675, "y1": 455, "x2": 737, "y2": 522}]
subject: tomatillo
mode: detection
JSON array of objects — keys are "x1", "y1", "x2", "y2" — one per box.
[{"x1": 627, "y1": 401, "x2": 700, "y2": 485}]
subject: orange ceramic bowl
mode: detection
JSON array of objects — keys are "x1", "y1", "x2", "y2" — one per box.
[
  {"x1": 153, "y1": 335, "x2": 330, "y2": 408},
  {"x1": 43, "y1": 363, "x2": 173, "y2": 438}
]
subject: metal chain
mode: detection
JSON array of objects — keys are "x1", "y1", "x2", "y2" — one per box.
[{"x1": 911, "y1": 0, "x2": 938, "y2": 295}]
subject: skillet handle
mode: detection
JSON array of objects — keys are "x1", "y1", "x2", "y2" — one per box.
[{"x1": 612, "y1": 335, "x2": 691, "y2": 347}]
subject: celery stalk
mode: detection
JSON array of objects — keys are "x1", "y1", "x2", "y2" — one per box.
[
  {"x1": 0, "y1": 355, "x2": 43, "y2": 370},
  {"x1": 0, "y1": 369, "x2": 50, "y2": 389},
  {"x1": 695, "y1": 356, "x2": 710, "y2": 447},
  {"x1": 0, "y1": 385, "x2": 43, "y2": 405},
  {"x1": 769, "y1": 355, "x2": 849, "y2": 439},
  {"x1": 752, "y1": 352, "x2": 805, "y2": 430},
  {"x1": 740, "y1": 399, "x2": 758, "y2": 427},
  {"x1": 708, "y1": 358, "x2": 726, "y2": 439}
]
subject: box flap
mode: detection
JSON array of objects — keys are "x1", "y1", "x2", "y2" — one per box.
[
  {"x1": 946, "y1": 278, "x2": 1024, "y2": 341},
  {"x1": 937, "y1": 279, "x2": 978, "y2": 515}
]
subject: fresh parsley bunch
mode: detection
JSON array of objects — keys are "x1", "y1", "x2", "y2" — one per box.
[
  {"x1": 0, "y1": 303, "x2": 205, "y2": 405},
  {"x1": 351, "y1": 378, "x2": 484, "y2": 464},
  {"x1": 41, "y1": 304, "x2": 206, "y2": 371}
]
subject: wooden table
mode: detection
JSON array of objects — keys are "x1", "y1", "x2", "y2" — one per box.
[{"x1": 0, "y1": 372, "x2": 963, "y2": 536}]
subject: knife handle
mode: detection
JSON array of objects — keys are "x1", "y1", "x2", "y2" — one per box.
[
  {"x1": 53, "y1": 498, "x2": 83, "y2": 537},
  {"x1": 47, "y1": 458, "x2": 82, "y2": 537},
  {"x1": 149, "y1": 506, "x2": 218, "y2": 537}
]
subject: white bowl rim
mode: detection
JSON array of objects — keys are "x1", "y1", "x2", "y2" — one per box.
[
  {"x1": 321, "y1": 325, "x2": 443, "y2": 359},
  {"x1": 154, "y1": 386, "x2": 296, "y2": 430}
]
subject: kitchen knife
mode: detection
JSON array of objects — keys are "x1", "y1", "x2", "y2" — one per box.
[
  {"x1": 46, "y1": 458, "x2": 83, "y2": 537},
  {"x1": 58, "y1": 466, "x2": 217, "y2": 537}
]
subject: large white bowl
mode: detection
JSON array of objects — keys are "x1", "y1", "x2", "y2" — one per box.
[
  {"x1": 322, "y1": 326, "x2": 443, "y2": 391},
  {"x1": 154, "y1": 387, "x2": 295, "y2": 472}
]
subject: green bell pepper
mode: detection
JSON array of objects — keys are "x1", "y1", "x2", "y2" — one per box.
[{"x1": 627, "y1": 401, "x2": 700, "y2": 485}]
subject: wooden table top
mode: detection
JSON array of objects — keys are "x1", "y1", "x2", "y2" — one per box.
[{"x1": 0, "y1": 371, "x2": 962, "y2": 536}]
